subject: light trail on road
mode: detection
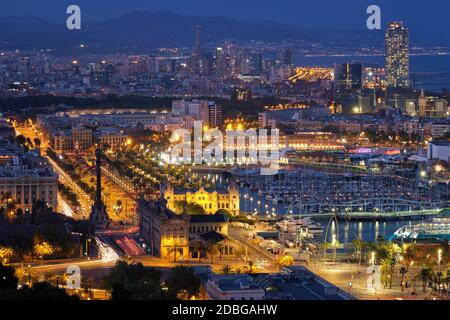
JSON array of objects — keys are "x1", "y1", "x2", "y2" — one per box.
[
  {"x1": 57, "y1": 194, "x2": 75, "y2": 218},
  {"x1": 95, "y1": 237, "x2": 120, "y2": 262}
]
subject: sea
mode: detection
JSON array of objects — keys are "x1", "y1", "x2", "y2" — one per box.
[{"x1": 295, "y1": 54, "x2": 450, "y2": 93}]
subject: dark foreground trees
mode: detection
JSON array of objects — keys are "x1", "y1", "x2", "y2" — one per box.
[
  {"x1": 103, "y1": 261, "x2": 201, "y2": 300},
  {"x1": 0, "y1": 263, "x2": 78, "y2": 300}
]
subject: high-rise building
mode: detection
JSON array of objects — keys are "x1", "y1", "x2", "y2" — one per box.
[
  {"x1": 283, "y1": 48, "x2": 294, "y2": 66},
  {"x1": 385, "y1": 22, "x2": 409, "y2": 88},
  {"x1": 190, "y1": 25, "x2": 203, "y2": 74},
  {"x1": 249, "y1": 54, "x2": 263, "y2": 76},
  {"x1": 194, "y1": 25, "x2": 202, "y2": 56},
  {"x1": 208, "y1": 104, "x2": 223, "y2": 128},
  {"x1": 333, "y1": 62, "x2": 372, "y2": 114},
  {"x1": 334, "y1": 62, "x2": 363, "y2": 95}
]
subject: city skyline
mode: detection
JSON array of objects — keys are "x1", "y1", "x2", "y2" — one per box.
[{"x1": 0, "y1": 0, "x2": 448, "y2": 305}]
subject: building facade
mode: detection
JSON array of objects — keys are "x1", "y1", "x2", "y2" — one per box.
[
  {"x1": 0, "y1": 153, "x2": 58, "y2": 213},
  {"x1": 164, "y1": 184, "x2": 240, "y2": 215},
  {"x1": 386, "y1": 22, "x2": 409, "y2": 88},
  {"x1": 137, "y1": 197, "x2": 232, "y2": 261}
]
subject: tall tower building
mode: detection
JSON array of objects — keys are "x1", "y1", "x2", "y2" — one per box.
[
  {"x1": 190, "y1": 25, "x2": 203, "y2": 74},
  {"x1": 385, "y1": 22, "x2": 409, "y2": 88},
  {"x1": 194, "y1": 25, "x2": 202, "y2": 55},
  {"x1": 418, "y1": 89, "x2": 427, "y2": 117}
]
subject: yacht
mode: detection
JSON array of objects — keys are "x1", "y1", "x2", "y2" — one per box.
[{"x1": 391, "y1": 218, "x2": 450, "y2": 243}]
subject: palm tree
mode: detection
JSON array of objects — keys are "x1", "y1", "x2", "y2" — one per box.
[
  {"x1": 436, "y1": 271, "x2": 443, "y2": 291},
  {"x1": 420, "y1": 267, "x2": 433, "y2": 292},
  {"x1": 363, "y1": 242, "x2": 377, "y2": 264},
  {"x1": 399, "y1": 266, "x2": 408, "y2": 291},
  {"x1": 401, "y1": 244, "x2": 417, "y2": 271},
  {"x1": 217, "y1": 244, "x2": 224, "y2": 261},
  {"x1": 445, "y1": 269, "x2": 450, "y2": 290},
  {"x1": 205, "y1": 240, "x2": 218, "y2": 264},
  {"x1": 385, "y1": 242, "x2": 401, "y2": 259},
  {"x1": 352, "y1": 238, "x2": 363, "y2": 265},
  {"x1": 192, "y1": 241, "x2": 204, "y2": 262},
  {"x1": 380, "y1": 257, "x2": 396, "y2": 289},
  {"x1": 247, "y1": 260, "x2": 255, "y2": 274},
  {"x1": 380, "y1": 258, "x2": 391, "y2": 288},
  {"x1": 0, "y1": 246, "x2": 13, "y2": 264},
  {"x1": 34, "y1": 241, "x2": 55, "y2": 264},
  {"x1": 221, "y1": 265, "x2": 233, "y2": 274}
]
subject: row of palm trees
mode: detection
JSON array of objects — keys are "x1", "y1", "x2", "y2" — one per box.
[
  {"x1": 352, "y1": 239, "x2": 450, "y2": 293},
  {"x1": 167, "y1": 240, "x2": 227, "y2": 264}
]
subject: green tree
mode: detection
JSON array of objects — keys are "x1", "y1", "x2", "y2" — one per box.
[
  {"x1": 103, "y1": 261, "x2": 166, "y2": 300},
  {"x1": 205, "y1": 240, "x2": 218, "y2": 264},
  {"x1": 17, "y1": 282, "x2": 79, "y2": 300},
  {"x1": 186, "y1": 203, "x2": 206, "y2": 215},
  {"x1": 420, "y1": 267, "x2": 433, "y2": 293},
  {"x1": 0, "y1": 263, "x2": 18, "y2": 290},
  {"x1": 164, "y1": 266, "x2": 201, "y2": 300},
  {"x1": 15, "y1": 135, "x2": 26, "y2": 146},
  {"x1": 399, "y1": 266, "x2": 408, "y2": 291},
  {"x1": 33, "y1": 138, "x2": 41, "y2": 148}
]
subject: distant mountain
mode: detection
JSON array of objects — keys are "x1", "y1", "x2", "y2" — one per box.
[{"x1": 0, "y1": 11, "x2": 384, "y2": 52}]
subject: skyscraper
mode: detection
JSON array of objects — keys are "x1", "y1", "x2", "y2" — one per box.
[
  {"x1": 190, "y1": 25, "x2": 203, "y2": 74},
  {"x1": 194, "y1": 25, "x2": 202, "y2": 56},
  {"x1": 334, "y1": 62, "x2": 363, "y2": 95},
  {"x1": 385, "y1": 22, "x2": 409, "y2": 88},
  {"x1": 249, "y1": 54, "x2": 263, "y2": 75},
  {"x1": 333, "y1": 62, "x2": 372, "y2": 114}
]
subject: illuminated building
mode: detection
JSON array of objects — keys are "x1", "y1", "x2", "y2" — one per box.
[
  {"x1": 249, "y1": 54, "x2": 263, "y2": 76},
  {"x1": 231, "y1": 87, "x2": 252, "y2": 101},
  {"x1": 418, "y1": 89, "x2": 448, "y2": 118},
  {"x1": 385, "y1": 22, "x2": 409, "y2": 88},
  {"x1": 164, "y1": 184, "x2": 240, "y2": 215},
  {"x1": 96, "y1": 127, "x2": 128, "y2": 150},
  {"x1": 363, "y1": 66, "x2": 386, "y2": 89},
  {"x1": 49, "y1": 126, "x2": 93, "y2": 154},
  {"x1": 419, "y1": 89, "x2": 427, "y2": 117},
  {"x1": 138, "y1": 197, "x2": 190, "y2": 261},
  {"x1": 208, "y1": 104, "x2": 223, "y2": 128},
  {"x1": 128, "y1": 55, "x2": 150, "y2": 74},
  {"x1": 333, "y1": 62, "x2": 373, "y2": 114},
  {"x1": 334, "y1": 62, "x2": 362, "y2": 94},
  {"x1": 171, "y1": 99, "x2": 212, "y2": 124},
  {"x1": 0, "y1": 151, "x2": 57, "y2": 213},
  {"x1": 137, "y1": 197, "x2": 233, "y2": 261}
]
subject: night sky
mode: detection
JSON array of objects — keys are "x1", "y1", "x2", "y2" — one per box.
[{"x1": 1, "y1": 0, "x2": 449, "y2": 42}]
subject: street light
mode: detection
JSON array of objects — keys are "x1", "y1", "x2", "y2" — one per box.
[{"x1": 438, "y1": 249, "x2": 442, "y2": 271}]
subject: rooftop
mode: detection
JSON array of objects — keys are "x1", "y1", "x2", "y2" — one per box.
[
  {"x1": 430, "y1": 140, "x2": 450, "y2": 147},
  {"x1": 189, "y1": 214, "x2": 228, "y2": 224},
  {"x1": 193, "y1": 266, "x2": 355, "y2": 300}
]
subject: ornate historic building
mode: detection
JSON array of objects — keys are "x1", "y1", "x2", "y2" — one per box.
[
  {"x1": 137, "y1": 197, "x2": 235, "y2": 262},
  {"x1": 163, "y1": 184, "x2": 240, "y2": 215}
]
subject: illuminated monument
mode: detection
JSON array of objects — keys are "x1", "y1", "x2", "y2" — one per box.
[{"x1": 89, "y1": 148, "x2": 110, "y2": 228}]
